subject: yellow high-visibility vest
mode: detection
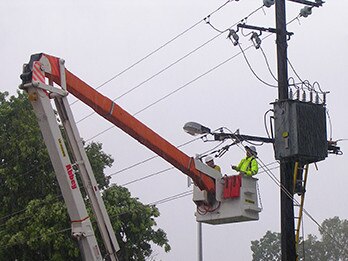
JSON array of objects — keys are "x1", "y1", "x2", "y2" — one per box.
[{"x1": 235, "y1": 156, "x2": 258, "y2": 176}]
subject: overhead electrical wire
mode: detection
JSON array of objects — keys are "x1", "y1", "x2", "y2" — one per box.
[
  {"x1": 76, "y1": 32, "x2": 224, "y2": 124},
  {"x1": 120, "y1": 167, "x2": 175, "y2": 187},
  {"x1": 84, "y1": 42, "x2": 261, "y2": 142},
  {"x1": 2, "y1": 4, "x2": 267, "y2": 155},
  {"x1": 256, "y1": 154, "x2": 348, "y2": 256},
  {"x1": 237, "y1": 41, "x2": 278, "y2": 88},
  {"x1": 0, "y1": 132, "x2": 224, "y2": 221},
  {"x1": 76, "y1": 4, "x2": 265, "y2": 124},
  {"x1": 118, "y1": 139, "x2": 230, "y2": 186},
  {"x1": 148, "y1": 190, "x2": 193, "y2": 206},
  {"x1": 2, "y1": 5, "x2": 342, "y2": 254},
  {"x1": 6, "y1": 7, "x2": 336, "y2": 246},
  {"x1": 0, "y1": 227, "x2": 72, "y2": 250},
  {"x1": 287, "y1": 58, "x2": 333, "y2": 140},
  {"x1": 0, "y1": 187, "x2": 196, "y2": 250},
  {"x1": 0, "y1": 194, "x2": 63, "y2": 226},
  {"x1": 107, "y1": 135, "x2": 204, "y2": 177},
  {"x1": 120, "y1": 161, "x2": 279, "y2": 189},
  {"x1": 69, "y1": 0, "x2": 235, "y2": 107},
  {"x1": 259, "y1": 46, "x2": 278, "y2": 82},
  {"x1": 230, "y1": 133, "x2": 348, "y2": 255},
  {"x1": 3, "y1": 11, "x2": 302, "y2": 154}
]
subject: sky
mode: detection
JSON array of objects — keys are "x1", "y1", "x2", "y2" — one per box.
[{"x1": 1, "y1": 0, "x2": 348, "y2": 260}]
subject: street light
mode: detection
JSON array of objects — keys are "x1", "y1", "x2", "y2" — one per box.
[
  {"x1": 183, "y1": 122, "x2": 211, "y2": 136},
  {"x1": 183, "y1": 121, "x2": 210, "y2": 261}
]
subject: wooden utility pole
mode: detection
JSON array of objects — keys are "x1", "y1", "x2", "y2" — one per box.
[{"x1": 275, "y1": 1, "x2": 296, "y2": 260}]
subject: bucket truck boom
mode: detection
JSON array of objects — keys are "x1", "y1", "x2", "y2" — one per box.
[{"x1": 20, "y1": 53, "x2": 261, "y2": 259}]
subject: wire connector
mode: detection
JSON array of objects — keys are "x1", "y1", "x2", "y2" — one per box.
[
  {"x1": 251, "y1": 32, "x2": 262, "y2": 49},
  {"x1": 227, "y1": 29, "x2": 239, "y2": 46}
]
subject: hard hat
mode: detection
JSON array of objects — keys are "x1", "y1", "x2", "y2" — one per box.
[
  {"x1": 205, "y1": 156, "x2": 214, "y2": 163},
  {"x1": 245, "y1": 145, "x2": 257, "y2": 155}
]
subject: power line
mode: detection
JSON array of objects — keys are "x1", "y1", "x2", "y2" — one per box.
[
  {"x1": 69, "y1": 0, "x2": 235, "y2": 107},
  {"x1": 108, "y1": 136, "x2": 203, "y2": 177},
  {"x1": 120, "y1": 167, "x2": 175, "y2": 187},
  {"x1": 0, "y1": 227, "x2": 71, "y2": 250},
  {"x1": 232, "y1": 138, "x2": 346, "y2": 254},
  {"x1": 121, "y1": 161, "x2": 280, "y2": 188},
  {"x1": 287, "y1": 58, "x2": 333, "y2": 140},
  {"x1": 0, "y1": 188, "x2": 196, "y2": 250},
  {"x1": 0, "y1": 195, "x2": 63, "y2": 225},
  {"x1": 76, "y1": 4, "x2": 265, "y2": 124},
  {"x1": 85, "y1": 43, "x2": 258, "y2": 142},
  {"x1": 260, "y1": 45, "x2": 278, "y2": 82},
  {"x1": 76, "y1": 32, "x2": 223, "y2": 124},
  {"x1": 148, "y1": 190, "x2": 193, "y2": 206},
  {"x1": 256, "y1": 156, "x2": 348, "y2": 256},
  {"x1": 236, "y1": 41, "x2": 278, "y2": 88}
]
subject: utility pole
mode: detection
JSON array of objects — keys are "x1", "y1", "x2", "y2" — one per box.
[
  {"x1": 275, "y1": 1, "x2": 296, "y2": 260},
  {"x1": 191, "y1": 1, "x2": 328, "y2": 260}
]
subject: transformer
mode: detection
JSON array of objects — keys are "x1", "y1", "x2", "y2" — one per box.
[{"x1": 273, "y1": 100, "x2": 327, "y2": 164}]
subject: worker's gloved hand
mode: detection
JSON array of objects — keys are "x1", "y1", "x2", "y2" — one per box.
[{"x1": 231, "y1": 165, "x2": 237, "y2": 170}]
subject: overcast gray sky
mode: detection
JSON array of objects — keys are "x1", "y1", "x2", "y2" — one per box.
[{"x1": 1, "y1": 0, "x2": 348, "y2": 260}]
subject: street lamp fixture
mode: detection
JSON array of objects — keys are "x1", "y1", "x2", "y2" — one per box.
[{"x1": 183, "y1": 122, "x2": 211, "y2": 136}]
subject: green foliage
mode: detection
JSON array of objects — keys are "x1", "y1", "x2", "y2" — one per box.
[
  {"x1": 298, "y1": 217, "x2": 348, "y2": 261},
  {"x1": 0, "y1": 91, "x2": 57, "y2": 215},
  {"x1": 251, "y1": 230, "x2": 281, "y2": 261},
  {"x1": 251, "y1": 217, "x2": 348, "y2": 261},
  {"x1": 0, "y1": 91, "x2": 170, "y2": 260},
  {"x1": 85, "y1": 142, "x2": 113, "y2": 190},
  {"x1": 102, "y1": 185, "x2": 171, "y2": 261}
]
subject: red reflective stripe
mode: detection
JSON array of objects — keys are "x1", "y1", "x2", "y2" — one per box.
[
  {"x1": 71, "y1": 216, "x2": 89, "y2": 223},
  {"x1": 32, "y1": 62, "x2": 45, "y2": 83}
]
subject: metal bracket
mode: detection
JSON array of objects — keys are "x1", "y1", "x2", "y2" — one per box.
[
  {"x1": 287, "y1": 0, "x2": 324, "y2": 7},
  {"x1": 237, "y1": 23, "x2": 294, "y2": 38},
  {"x1": 20, "y1": 81, "x2": 68, "y2": 97},
  {"x1": 59, "y1": 59, "x2": 67, "y2": 92},
  {"x1": 213, "y1": 132, "x2": 274, "y2": 144}
]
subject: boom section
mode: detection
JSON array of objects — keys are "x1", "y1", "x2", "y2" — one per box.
[{"x1": 20, "y1": 53, "x2": 215, "y2": 193}]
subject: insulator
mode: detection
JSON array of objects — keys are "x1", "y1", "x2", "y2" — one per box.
[
  {"x1": 296, "y1": 89, "x2": 300, "y2": 100},
  {"x1": 228, "y1": 29, "x2": 239, "y2": 46},
  {"x1": 251, "y1": 32, "x2": 261, "y2": 49},
  {"x1": 302, "y1": 90, "x2": 306, "y2": 102},
  {"x1": 263, "y1": 0, "x2": 274, "y2": 8},
  {"x1": 323, "y1": 92, "x2": 326, "y2": 105},
  {"x1": 300, "y1": 6, "x2": 312, "y2": 18},
  {"x1": 289, "y1": 88, "x2": 293, "y2": 100},
  {"x1": 315, "y1": 93, "x2": 320, "y2": 104},
  {"x1": 231, "y1": 30, "x2": 239, "y2": 42},
  {"x1": 309, "y1": 91, "x2": 313, "y2": 102}
]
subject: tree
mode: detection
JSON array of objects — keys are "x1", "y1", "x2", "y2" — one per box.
[
  {"x1": 103, "y1": 185, "x2": 170, "y2": 261},
  {"x1": 250, "y1": 231, "x2": 281, "y2": 261},
  {"x1": 0, "y1": 91, "x2": 170, "y2": 260},
  {"x1": 298, "y1": 217, "x2": 348, "y2": 261},
  {"x1": 251, "y1": 217, "x2": 348, "y2": 261}
]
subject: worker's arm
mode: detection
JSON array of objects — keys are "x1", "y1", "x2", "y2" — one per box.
[{"x1": 232, "y1": 158, "x2": 245, "y2": 172}]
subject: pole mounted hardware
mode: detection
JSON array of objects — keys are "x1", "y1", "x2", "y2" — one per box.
[
  {"x1": 237, "y1": 23, "x2": 294, "y2": 38},
  {"x1": 287, "y1": 0, "x2": 324, "y2": 8}
]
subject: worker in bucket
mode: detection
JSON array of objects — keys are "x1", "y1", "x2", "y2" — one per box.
[
  {"x1": 231, "y1": 145, "x2": 259, "y2": 176},
  {"x1": 205, "y1": 156, "x2": 221, "y2": 172}
]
